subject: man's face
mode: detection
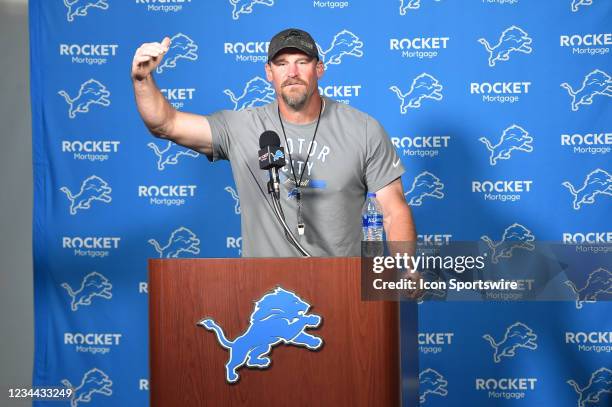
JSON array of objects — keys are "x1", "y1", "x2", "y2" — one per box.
[{"x1": 265, "y1": 48, "x2": 324, "y2": 111}]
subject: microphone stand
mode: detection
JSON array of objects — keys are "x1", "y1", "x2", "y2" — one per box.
[{"x1": 267, "y1": 168, "x2": 311, "y2": 257}]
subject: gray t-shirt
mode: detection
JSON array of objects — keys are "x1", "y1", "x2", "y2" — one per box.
[{"x1": 206, "y1": 97, "x2": 404, "y2": 257}]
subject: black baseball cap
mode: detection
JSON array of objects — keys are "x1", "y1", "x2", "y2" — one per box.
[{"x1": 267, "y1": 28, "x2": 319, "y2": 62}]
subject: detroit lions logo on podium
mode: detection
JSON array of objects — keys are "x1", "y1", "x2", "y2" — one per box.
[
  {"x1": 567, "y1": 367, "x2": 612, "y2": 407},
  {"x1": 58, "y1": 79, "x2": 110, "y2": 119},
  {"x1": 404, "y1": 171, "x2": 445, "y2": 206},
  {"x1": 562, "y1": 168, "x2": 612, "y2": 210},
  {"x1": 316, "y1": 30, "x2": 364, "y2": 69},
  {"x1": 571, "y1": 0, "x2": 593, "y2": 12},
  {"x1": 156, "y1": 33, "x2": 198, "y2": 74},
  {"x1": 198, "y1": 287, "x2": 323, "y2": 383},
  {"x1": 148, "y1": 227, "x2": 201, "y2": 258},
  {"x1": 60, "y1": 175, "x2": 112, "y2": 215},
  {"x1": 478, "y1": 26, "x2": 533, "y2": 67},
  {"x1": 224, "y1": 76, "x2": 275, "y2": 111},
  {"x1": 230, "y1": 0, "x2": 275, "y2": 20},
  {"x1": 147, "y1": 141, "x2": 199, "y2": 171},
  {"x1": 565, "y1": 268, "x2": 612, "y2": 309},
  {"x1": 479, "y1": 124, "x2": 533, "y2": 166},
  {"x1": 62, "y1": 368, "x2": 113, "y2": 407},
  {"x1": 483, "y1": 322, "x2": 538, "y2": 363},
  {"x1": 64, "y1": 0, "x2": 109, "y2": 22},
  {"x1": 389, "y1": 73, "x2": 443, "y2": 114},
  {"x1": 419, "y1": 368, "x2": 448, "y2": 403},
  {"x1": 61, "y1": 272, "x2": 112, "y2": 311},
  {"x1": 561, "y1": 69, "x2": 612, "y2": 111},
  {"x1": 481, "y1": 223, "x2": 535, "y2": 264}
]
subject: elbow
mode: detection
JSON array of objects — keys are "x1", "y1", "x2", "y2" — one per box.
[
  {"x1": 148, "y1": 126, "x2": 167, "y2": 139},
  {"x1": 148, "y1": 108, "x2": 176, "y2": 140}
]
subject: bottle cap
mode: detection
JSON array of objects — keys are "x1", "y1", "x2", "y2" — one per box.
[{"x1": 367, "y1": 192, "x2": 376, "y2": 198}]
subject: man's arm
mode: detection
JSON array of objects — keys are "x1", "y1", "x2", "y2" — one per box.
[
  {"x1": 131, "y1": 37, "x2": 213, "y2": 156},
  {"x1": 375, "y1": 178, "x2": 416, "y2": 242},
  {"x1": 376, "y1": 178, "x2": 422, "y2": 299}
]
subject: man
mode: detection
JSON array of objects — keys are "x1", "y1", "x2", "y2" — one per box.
[{"x1": 132, "y1": 28, "x2": 416, "y2": 257}]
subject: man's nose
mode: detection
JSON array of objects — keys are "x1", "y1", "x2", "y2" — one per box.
[{"x1": 287, "y1": 63, "x2": 298, "y2": 77}]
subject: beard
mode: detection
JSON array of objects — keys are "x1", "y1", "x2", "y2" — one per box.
[{"x1": 280, "y1": 81, "x2": 310, "y2": 110}]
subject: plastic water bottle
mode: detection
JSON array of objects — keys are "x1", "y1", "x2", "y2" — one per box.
[{"x1": 362, "y1": 192, "x2": 383, "y2": 241}]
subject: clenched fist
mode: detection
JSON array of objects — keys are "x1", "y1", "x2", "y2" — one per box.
[{"x1": 131, "y1": 37, "x2": 171, "y2": 81}]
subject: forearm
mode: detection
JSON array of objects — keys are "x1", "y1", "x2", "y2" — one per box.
[
  {"x1": 384, "y1": 204, "x2": 416, "y2": 243},
  {"x1": 384, "y1": 205, "x2": 417, "y2": 265},
  {"x1": 132, "y1": 75, "x2": 175, "y2": 138},
  {"x1": 384, "y1": 203, "x2": 422, "y2": 299}
]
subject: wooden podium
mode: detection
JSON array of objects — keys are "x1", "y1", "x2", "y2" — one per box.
[{"x1": 149, "y1": 257, "x2": 400, "y2": 406}]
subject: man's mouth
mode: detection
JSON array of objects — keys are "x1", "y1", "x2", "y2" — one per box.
[{"x1": 284, "y1": 81, "x2": 306, "y2": 87}]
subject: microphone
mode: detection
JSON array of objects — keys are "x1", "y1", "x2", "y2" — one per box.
[
  {"x1": 256, "y1": 131, "x2": 311, "y2": 257},
  {"x1": 258, "y1": 131, "x2": 286, "y2": 196}
]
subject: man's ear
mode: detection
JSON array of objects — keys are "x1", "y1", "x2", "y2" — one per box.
[
  {"x1": 265, "y1": 62, "x2": 273, "y2": 82},
  {"x1": 316, "y1": 60, "x2": 324, "y2": 79}
]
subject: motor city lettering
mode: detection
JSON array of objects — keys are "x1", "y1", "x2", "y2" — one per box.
[{"x1": 281, "y1": 138, "x2": 331, "y2": 177}]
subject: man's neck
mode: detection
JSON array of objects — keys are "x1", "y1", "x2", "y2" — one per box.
[{"x1": 278, "y1": 93, "x2": 323, "y2": 125}]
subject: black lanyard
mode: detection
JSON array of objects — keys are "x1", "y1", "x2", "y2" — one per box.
[{"x1": 277, "y1": 99, "x2": 324, "y2": 236}]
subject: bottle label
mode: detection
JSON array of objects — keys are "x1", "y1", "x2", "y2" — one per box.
[{"x1": 362, "y1": 214, "x2": 383, "y2": 227}]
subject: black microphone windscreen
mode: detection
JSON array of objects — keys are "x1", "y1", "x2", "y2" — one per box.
[{"x1": 259, "y1": 130, "x2": 281, "y2": 148}]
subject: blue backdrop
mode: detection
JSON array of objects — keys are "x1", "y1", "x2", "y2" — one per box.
[{"x1": 30, "y1": 0, "x2": 611, "y2": 406}]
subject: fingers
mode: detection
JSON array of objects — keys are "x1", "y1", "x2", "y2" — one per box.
[
  {"x1": 137, "y1": 43, "x2": 166, "y2": 58},
  {"x1": 131, "y1": 38, "x2": 171, "y2": 80},
  {"x1": 133, "y1": 55, "x2": 156, "y2": 64},
  {"x1": 161, "y1": 36, "x2": 171, "y2": 49},
  {"x1": 132, "y1": 42, "x2": 169, "y2": 68}
]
